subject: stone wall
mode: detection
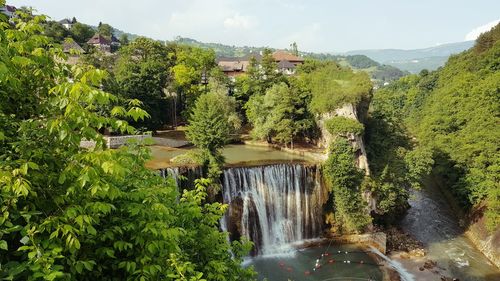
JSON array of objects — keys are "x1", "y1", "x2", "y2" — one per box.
[
  {"x1": 105, "y1": 134, "x2": 152, "y2": 148},
  {"x1": 327, "y1": 232, "x2": 387, "y2": 254},
  {"x1": 465, "y1": 212, "x2": 500, "y2": 268},
  {"x1": 80, "y1": 134, "x2": 190, "y2": 149}
]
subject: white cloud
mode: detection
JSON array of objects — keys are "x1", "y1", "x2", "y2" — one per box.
[
  {"x1": 223, "y1": 13, "x2": 256, "y2": 30},
  {"x1": 465, "y1": 19, "x2": 500, "y2": 41},
  {"x1": 274, "y1": 22, "x2": 323, "y2": 52}
]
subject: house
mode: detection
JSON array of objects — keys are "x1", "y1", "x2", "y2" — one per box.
[
  {"x1": 62, "y1": 40, "x2": 85, "y2": 54},
  {"x1": 277, "y1": 60, "x2": 297, "y2": 75},
  {"x1": 87, "y1": 33, "x2": 111, "y2": 52},
  {"x1": 59, "y1": 18, "x2": 76, "y2": 29},
  {"x1": 217, "y1": 53, "x2": 261, "y2": 78},
  {"x1": 0, "y1": 5, "x2": 16, "y2": 18},
  {"x1": 272, "y1": 50, "x2": 304, "y2": 66},
  {"x1": 217, "y1": 57, "x2": 245, "y2": 77},
  {"x1": 272, "y1": 50, "x2": 304, "y2": 75},
  {"x1": 217, "y1": 50, "x2": 304, "y2": 77},
  {"x1": 62, "y1": 39, "x2": 85, "y2": 65}
]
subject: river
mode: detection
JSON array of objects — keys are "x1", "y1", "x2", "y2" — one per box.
[{"x1": 399, "y1": 184, "x2": 499, "y2": 280}]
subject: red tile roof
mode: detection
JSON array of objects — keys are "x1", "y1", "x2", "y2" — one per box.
[
  {"x1": 272, "y1": 50, "x2": 304, "y2": 62},
  {"x1": 87, "y1": 34, "x2": 111, "y2": 45}
]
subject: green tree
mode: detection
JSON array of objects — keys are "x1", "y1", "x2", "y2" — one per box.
[
  {"x1": 186, "y1": 91, "x2": 240, "y2": 154},
  {"x1": 245, "y1": 81, "x2": 315, "y2": 147},
  {"x1": 186, "y1": 90, "x2": 240, "y2": 182},
  {"x1": 0, "y1": 12, "x2": 255, "y2": 280},
  {"x1": 232, "y1": 56, "x2": 263, "y2": 118},
  {"x1": 260, "y1": 48, "x2": 283, "y2": 89},
  {"x1": 70, "y1": 22, "x2": 95, "y2": 44},
  {"x1": 170, "y1": 43, "x2": 216, "y2": 116},
  {"x1": 325, "y1": 116, "x2": 364, "y2": 136},
  {"x1": 43, "y1": 20, "x2": 69, "y2": 42},
  {"x1": 115, "y1": 38, "x2": 174, "y2": 131},
  {"x1": 303, "y1": 62, "x2": 372, "y2": 114},
  {"x1": 119, "y1": 33, "x2": 129, "y2": 45},
  {"x1": 323, "y1": 139, "x2": 371, "y2": 233},
  {"x1": 97, "y1": 22, "x2": 113, "y2": 37}
]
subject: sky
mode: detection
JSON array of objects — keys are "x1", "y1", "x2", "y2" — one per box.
[{"x1": 8, "y1": 0, "x2": 500, "y2": 53}]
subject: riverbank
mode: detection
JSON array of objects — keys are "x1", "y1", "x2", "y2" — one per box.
[
  {"x1": 393, "y1": 185, "x2": 500, "y2": 281},
  {"x1": 428, "y1": 176, "x2": 500, "y2": 270}
]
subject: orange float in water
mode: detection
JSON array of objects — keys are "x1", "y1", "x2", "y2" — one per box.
[
  {"x1": 286, "y1": 267, "x2": 292, "y2": 272},
  {"x1": 328, "y1": 259, "x2": 335, "y2": 263},
  {"x1": 304, "y1": 270, "x2": 311, "y2": 275},
  {"x1": 278, "y1": 261, "x2": 285, "y2": 267}
]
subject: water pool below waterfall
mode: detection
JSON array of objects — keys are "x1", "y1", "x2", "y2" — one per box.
[{"x1": 247, "y1": 243, "x2": 383, "y2": 281}]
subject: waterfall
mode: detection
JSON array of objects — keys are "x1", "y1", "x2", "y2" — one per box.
[
  {"x1": 221, "y1": 163, "x2": 326, "y2": 256},
  {"x1": 161, "y1": 163, "x2": 327, "y2": 256},
  {"x1": 161, "y1": 166, "x2": 203, "y2": 189}
]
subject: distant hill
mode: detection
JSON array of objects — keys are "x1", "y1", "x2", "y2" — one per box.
[
  {"x1": 172, "y1": 37, "x2": 263, "y2": 57},
  {"x1": 345, "y1": 41, "x2": 475, "y2": 73}
]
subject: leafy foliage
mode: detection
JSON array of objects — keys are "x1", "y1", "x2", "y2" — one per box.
[
  {"x1": 325, "y1": 116, "x2": 364, "y2": 136},
  {"x1": 114, "y1": 38, "x2": 174, "y2": 131},
  {"x1": 170, "y1": 43, "x2": 217, "y2": 116},
  {"x1": 372, "y1": 23, "x2": 500, "y2": 230},
  {"x1": 70, "y1": 22, "x2": 94, "y2": 45},
  {"x1": 323, "y1": 139, "x2": 371, "y2": 233},
  {"x1": 186, "y1": 91, "x2": 240, "y2": 154},
  {"x1": 364, "y1": 111, "x2": 433, "y2": 222},
  {"x1": 43, "y1": 20, "x2": 70, "y2": 42},
  {"x1": 186, "y1": 89, "x2": 241, "y2": 183},
  {"x1": 303, "y1": 62, "x2": 372, "y2": 114},
  {"x1": 0, "y1": 13, "x2": 255, "y2": 280},
  {"x1": 97, "y1": 22, "x2": 113, "y2": 37},
  {"x1": 245, "y1": 81, "x2": 316, "y2": 146}
]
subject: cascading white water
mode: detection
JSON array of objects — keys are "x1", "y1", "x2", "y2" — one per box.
[
  {"x1": 161, "y1": 166, "x2": 203, "y2": 189},
  {"x1": 161, "y1": 163, "x2": 326, "y2": 256},
  {"x1": 221, "y1": 163, "x2": 326, "y2": 256}
]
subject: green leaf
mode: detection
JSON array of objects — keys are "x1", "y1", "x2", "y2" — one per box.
[
  {"x1": 11, "y1": 56, "x2": 33, "y2": 67},
  {"x1": 0, "y1": 240, "x2": 7, "y2": 250},
  {"x1": 20, "y1": 236, "x2": 29, "y2": 245},
  {"x1": 87, "y1": 225, "x2": 97, "y2": 235},
  {"x1": 45, "y1": 271, "x2": 64, "y2": 281}
]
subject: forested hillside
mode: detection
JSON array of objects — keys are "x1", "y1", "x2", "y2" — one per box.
[{"x1": 371, "y1": 23, "x2": 500, "y2": 230}]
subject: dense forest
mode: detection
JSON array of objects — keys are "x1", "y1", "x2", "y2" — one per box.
[{"x1": 371, "y1": 23, "x2": 500, "y2": 230}]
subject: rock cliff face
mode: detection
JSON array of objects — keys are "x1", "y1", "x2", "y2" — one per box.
[
  {"x1": 317, "y1": 100, "x2": 377, "y2": 214},
  {"x1": 465, "y1": 207, "x2": 500, "y2": 268},
  {"x1": 317, "y1": 103, "x2": 370, "y2": 175}
]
